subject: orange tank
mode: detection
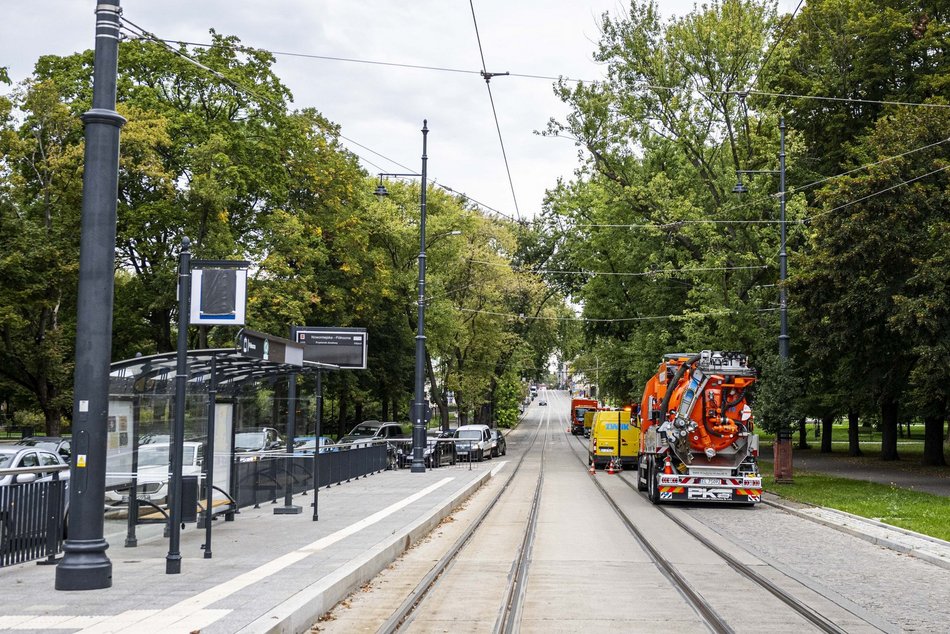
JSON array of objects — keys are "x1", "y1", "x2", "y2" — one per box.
[{"x1": 640, "y1": 352, "x2": 755, "y2": 459}]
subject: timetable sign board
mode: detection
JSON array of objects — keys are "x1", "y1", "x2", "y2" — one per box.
[{"x1": 293, "y1": 327, "x2": 368, "y2": 370}]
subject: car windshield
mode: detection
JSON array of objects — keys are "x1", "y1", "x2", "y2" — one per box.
[
  {"x1": 457, "y1": 430, "x2": 482, "y2": 440},
  {"x1": 0, "y1": 450, "x2": 17, "y2": 468},
  {"x1": 235, "y1": 432, "x2": 265, "y2": 451},
  {"x1": 348, "y1": 425, "x2": 379, "y2": 437}
]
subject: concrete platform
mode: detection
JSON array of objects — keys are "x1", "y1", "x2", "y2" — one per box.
[{"x1": 0, "y1": 459, "x2": 504, "y2": 634}]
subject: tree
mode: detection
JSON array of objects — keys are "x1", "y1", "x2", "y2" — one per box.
[{"x1": 793, "y1": 104, "x2": 950, "y2": 461}]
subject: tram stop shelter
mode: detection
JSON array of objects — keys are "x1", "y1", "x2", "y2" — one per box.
[{"x1": 105, "y1": 340, "x2": 341, "y2": 539}]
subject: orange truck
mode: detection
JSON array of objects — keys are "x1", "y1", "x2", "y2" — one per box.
[
  {"x1": 636, "y1": 351, "x2": 762, "y2": 505},
  {"x1": 569, "y1": 397, "x2": 599, "y2": 435}
]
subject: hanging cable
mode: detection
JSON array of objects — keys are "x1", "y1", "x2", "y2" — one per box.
[{"x1": 469, "y1": 0, "x2": 521, "y2": 220}]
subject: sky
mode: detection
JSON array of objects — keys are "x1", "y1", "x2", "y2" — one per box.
[{"x1": 1, "y1": 1, "x2": 801, "y2": 221}]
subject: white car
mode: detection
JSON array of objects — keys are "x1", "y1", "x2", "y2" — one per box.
[
  {"x1": 454, "y1": 424, "x2": 493, "y2": 462},
  {"x1": 104, "y1": 442, "x2": 203, "y2": 507}
]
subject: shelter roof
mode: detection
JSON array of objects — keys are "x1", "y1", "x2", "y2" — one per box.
[{"x1": 109, "y1": 348, "x2": 336, "y2": 396}]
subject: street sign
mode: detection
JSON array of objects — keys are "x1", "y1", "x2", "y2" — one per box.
[
  {"x1": 292, "y1": 327, "x2": 368, "y2": 370},
  {"x1": 237, "y1": 329, "x2": 303, "y2": 366},
  {"x1": 190, "y1": 267, "x2": 248, "y2": 326}
]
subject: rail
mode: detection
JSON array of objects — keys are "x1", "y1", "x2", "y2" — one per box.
[{"x1": 377, "y1": 418, "x2": 542, "y2": 633}]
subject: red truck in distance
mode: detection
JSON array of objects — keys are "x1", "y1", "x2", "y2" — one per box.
[{"x1": 569, "y1": 397, "x2": 599, "y2": 435}]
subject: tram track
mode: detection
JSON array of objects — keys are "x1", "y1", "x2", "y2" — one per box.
[
  {"x1": 567, "y1": 431, "x2": 880, "y2": 633},
  {"x1": 377, "y1": 405, "x2": 549, "y2": 634}
]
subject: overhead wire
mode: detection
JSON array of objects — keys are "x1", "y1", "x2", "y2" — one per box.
[
  {"x1": 807, "y1": 164, "x2": 950, "y2": 222},
  {"x1": 468, "y1": 0, "x2": 521, "y2": 220},
  {"x1": 466, "y1": 258, "x2": 768, "y2": 277},
  {"x1": 116, "y1": 34, "x2": 950, "y2": 111},
  {"x1": 455, "y1": 307, "x2": 780, "y2": 323},
  {"x1": 745, "y1": 0, "x2": 805, "y2": 92},
  {"x1": 118, "y1": 18, "x2": 519, "y2": 224}
]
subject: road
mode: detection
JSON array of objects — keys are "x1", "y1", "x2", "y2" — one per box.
[{"x1": 313, "y1": 390, "x2": 950, "y2": 633}]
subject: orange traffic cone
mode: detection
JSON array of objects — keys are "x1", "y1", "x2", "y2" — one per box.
[
  {"x1": 606, "y1": 458, "x2": 616, "y2": 475},
  {"x1": 588, "y1": 460, "x2": 596, "y2": 475},
  {"x1": 663, "y1": 456, "x2": 674, "y2": 475}
]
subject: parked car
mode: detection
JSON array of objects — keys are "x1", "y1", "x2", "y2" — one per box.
[
  {"x1": 339, "y1": 421, "x2": 408, "y2": 446},
  {"x1": 293, "y1": 436, "x2": 338, "y2": 454},
  {"x1": 15, "y1": 436, "x2": 71, "y2": 461},
  {"x1": 454, "y1": 424, "x2": 493, "y2": 462},
  {"x1": 234, "y1": 427, "x2": 285, "y2": 453},
  {"x1": 0, "y1": 446, "x2": 70, "y2": 487},
  {"x1": 490, "y1": 429, "x2": 507, "y2": 457},
  {"x1": 0, "y1": 445, "x2": 70, "y2": 549},
  {"x1": 103, "y1": 441, "x2": 203, "y2": 507},
  {"x1": 396, "y1": 432, "x2": 457, "y2": 468}
]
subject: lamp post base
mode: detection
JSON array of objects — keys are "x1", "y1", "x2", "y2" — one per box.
[
  {"x1": 410, "y1": 462, "x2": 426, "y2": 473},
  {"x1": 55, "y1": 540, "x2": 112, "y2": 590},
  {"x1": 274, "y1": 505, "x2": 302, "y2": 515}
]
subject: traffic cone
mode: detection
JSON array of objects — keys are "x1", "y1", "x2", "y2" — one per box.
[
  {"x1": 606, "y1": 458, "x2": 616, "y2": 475},
  {"x1": 588, "y1": 460, "x2": 596, "y2": 475},
  {"x1": 663, "y1": 456, "x2": 674, "y2": 475}
]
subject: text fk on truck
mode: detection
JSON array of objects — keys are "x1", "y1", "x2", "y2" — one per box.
[{"x1": 636, "y1": 351, "x2": 762, "y2": 505}]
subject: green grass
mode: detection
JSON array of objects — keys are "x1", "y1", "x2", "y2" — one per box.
[{"x1": 760, "y1": 469, "x2": 950, "y2": 541}]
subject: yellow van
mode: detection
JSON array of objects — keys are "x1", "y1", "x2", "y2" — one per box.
[
  {"x1": 588, "y1": 410, "x2": 638, "y2": 470},
  {"x1": 583, "y1": 410, "x2": 596, "y2": 437}
]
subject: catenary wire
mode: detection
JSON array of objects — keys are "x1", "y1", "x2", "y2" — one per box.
[
  {"x1": 455, "y1": 307, "x2": 780, "y2": 323},
  {"x1": 807, "y1": 164, "x2": 950, "y2": 221},
  {"x1": 119, "y1": 34, "x2": 950, "y2": 111},
  {"x1": 118, "y1": 18, "x2": 520, "y2": 224},
  {"x1": 469, "y1": 0, "x2": 521, "y2": 221},
  {"x1": 467, "y1": 259, "x2": 768, "y2": 277}
]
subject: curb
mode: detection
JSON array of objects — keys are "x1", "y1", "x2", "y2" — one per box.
[
  {"x1": 238, "y1": 468, "x2": 495, "y2": 634},
  {"x1": 763, "y1": 497, "x2": 950, "y2": 571}
]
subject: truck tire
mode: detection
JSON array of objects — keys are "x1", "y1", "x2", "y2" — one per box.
[
  {"x1": 636, "y1": 457, "x2": 647, "y2": 491},
  {"x1": 647, "y1": 457, "x2": 660, "y2": 504}
]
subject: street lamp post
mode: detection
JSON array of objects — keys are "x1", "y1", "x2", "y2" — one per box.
[
  {"x1": 373, "y1": 120, "x2": 430, "y2": 473},
  {"x1": 733, "y1": 116, "x2": 792, "y2": 482}
]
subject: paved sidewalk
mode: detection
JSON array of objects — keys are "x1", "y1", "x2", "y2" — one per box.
[{"x1": 0, "y1": 459, "x2": 504, "y2": 634}]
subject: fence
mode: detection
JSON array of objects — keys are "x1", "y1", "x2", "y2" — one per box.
[
  {"x1": 232, "y1": 444, "x2": 389, "y2": 509},
  {"x1": 0, "y1": 466, "x2": 67, "y2": 568}
]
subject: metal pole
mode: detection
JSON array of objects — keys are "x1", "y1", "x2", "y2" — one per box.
[
  {"x1": 56, "y1": 0, "x2": 125, "y2": 592},
  {"x1": 166, "y1": 237, "x2": 191, "y2": 574},
  {"x1": 276, "y1": 373, "x2": 301, "y2": 514},
  {"x1": 778, "y1": 117, "x2": 789, "y2": 360},
  {"x1": 411, "y1": 120, "x2": 429, "y2": 473},
  {"x1": 124, "y1": 393, "x2": 140, "y2": 548},
  {"x1": 202, "y1": 354, "x2": 217, "y2": 557},
  {"x1": 775, "y1": 116, "x2": 793, "y2": 483},
  {"x1": 312, "y1": 370, "x2": 322, "y2": 521}
]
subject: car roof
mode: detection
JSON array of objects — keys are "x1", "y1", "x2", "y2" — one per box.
[{"x1": 456, "y1": 424, "x2": 489, "y2": 430}]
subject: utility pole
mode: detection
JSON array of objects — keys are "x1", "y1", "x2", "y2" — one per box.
[
  {"x1": 411, "y1": 121, "x2": 429, "y2": 473},
  {"x1": 56, "y1": 0, "x2": 125, "y2": 591}
]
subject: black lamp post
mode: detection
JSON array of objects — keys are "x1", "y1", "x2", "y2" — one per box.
[
  {"x1": 734, "y1": 116, "x2": 792, "y2": 482},
  {"x1": 374, "y1": 120, "x2": 430, "y2": 473},
  {"x1": 56, "y1": 0, "x2": 125, "y2": 591}
]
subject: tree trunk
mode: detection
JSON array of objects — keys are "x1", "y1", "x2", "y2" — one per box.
[
  {"x1": 922, "y1": 407, "x2": 947, "y2": 467},
  {"x1": 44, "y1": 406, "x2": 61, "y2": 437},
  {"x1": 820, "y1": 413, "x2": 834, "y2": 453},
  {"x1": 847, "y1": 409, "x2": 863, "y2": 457},
  {"x1": 880, "y1": 398, "x2": 900, "y2": 461},
  {"x1": 381, "y1": 395, "x2": 389, "y2": 422},
  {"x1": 797, "y1": 418, "x2": 810, "y2": 449},
  {"x1": 425, "y1": 350, "x2": 449, "y2": 431},
  {"x1": 355, "y1": 401, "x2": 363, "y2": 424},
  {"x1": 337, "y1": 387, "x2": 349, "y2": 439},
  {"x1": 457, "y1": 393, "x2": 469, "y2": 426}
]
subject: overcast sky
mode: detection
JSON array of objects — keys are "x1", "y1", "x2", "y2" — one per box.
[{"x1": 1, "y1": 1, "x2": 800, "y2": 220}]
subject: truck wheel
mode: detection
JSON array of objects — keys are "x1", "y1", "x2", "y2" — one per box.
[
  {"x1": 647, "y1": 457, "x2": 660, "y2": 504},
  {"x1": 636, "y1": 458, "x2": 647, "y2": 491}
]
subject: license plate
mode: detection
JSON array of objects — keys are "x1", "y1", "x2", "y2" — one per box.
[{"x1": 700, "y1": 478, "x2": 722, "y2": 485}]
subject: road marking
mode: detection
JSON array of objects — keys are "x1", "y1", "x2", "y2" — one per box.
[
  {"x1": 4, "y1": 478, "x2": 456, "y2": 634},
  {"x1": 96, "y1": 477, "x2": 454, "y2": 634},
  {"x1": 490, "y1": 460, "x2": 509, "y2": 477}
]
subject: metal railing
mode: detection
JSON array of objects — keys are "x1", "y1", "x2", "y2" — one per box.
[
  {"x1": 233, "y1": 443, "x2": 388, "y2": 509},
  {"x1": 0, "y1": 464, "x2": 68, "y2": 567}
]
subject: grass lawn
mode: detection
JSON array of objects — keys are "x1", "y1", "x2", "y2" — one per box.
[{"x1": 758, "y1": 464, "x2": 950, "y2": 541}]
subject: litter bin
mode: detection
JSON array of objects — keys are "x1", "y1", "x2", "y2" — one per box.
[{"x1": 181, "y1": 475, "x2": 199, "y2": 523}]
